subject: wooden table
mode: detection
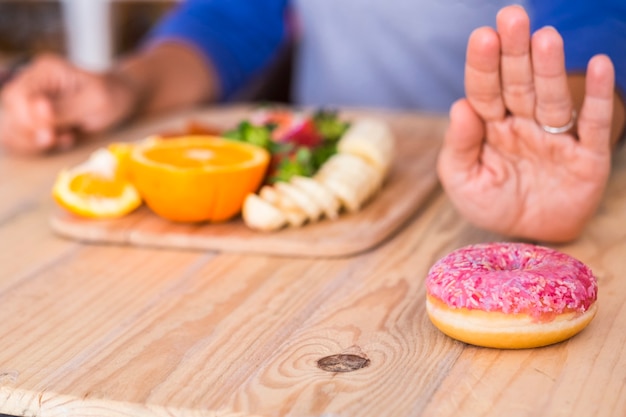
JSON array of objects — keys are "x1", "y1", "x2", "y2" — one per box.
[{"x1": 1, "y1": 106, "x2": 625, "y2": 417}]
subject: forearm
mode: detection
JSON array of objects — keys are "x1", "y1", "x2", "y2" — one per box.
[{"x1": 111, "y1": 41, "x2": 220, "y2": 118}]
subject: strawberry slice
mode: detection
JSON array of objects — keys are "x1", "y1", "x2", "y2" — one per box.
[
  {"x1": 275, "y1": 117, "x2": 323, "y2": 147},
  {"x1": 251, "y1": 109, "x2": 323, "y2": 147}
]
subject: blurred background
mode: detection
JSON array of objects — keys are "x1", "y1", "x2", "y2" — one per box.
[
  {"x1": 0, "y1": 0, "x2": 177, "y2": 81},
  {"x1": 0, "y1": 0, "x2": 292, "y2": 102}
]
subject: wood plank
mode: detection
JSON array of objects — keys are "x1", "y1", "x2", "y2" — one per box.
[{"x1": 1, "y1": 207, "x2": 458, "y2": 417}]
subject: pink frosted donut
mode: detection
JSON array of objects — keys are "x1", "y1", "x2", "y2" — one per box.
[{"x1": 425, "y1": 242, "x2": 598, "y2": 349}]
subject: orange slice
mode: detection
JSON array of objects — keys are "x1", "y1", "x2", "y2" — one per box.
[
  {"x1": 52, "y1": 148, "x2": 142, "y2": 218},
  {"x1": 107, "y1": 141, "x2": 136, "y2": 179},
  {"x1": 129, "y1": 136, "x2": 270, "y2": 223}
]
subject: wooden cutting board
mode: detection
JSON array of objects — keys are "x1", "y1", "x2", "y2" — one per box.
[{"x1": 50, "y1": 106, "x2": 445, "y2": 257}]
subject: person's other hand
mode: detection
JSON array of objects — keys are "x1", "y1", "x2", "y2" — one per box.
[
  {"x1": 437, "y1": 5, "x2": 615, "y2": 242},
  {"x1": 0, "y1": 54, "x2": 138, "y2": 154}
]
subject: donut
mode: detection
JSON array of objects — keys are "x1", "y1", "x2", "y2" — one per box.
[{"x1": 425, "y1": 242, "x2": 598, "y2": 349}]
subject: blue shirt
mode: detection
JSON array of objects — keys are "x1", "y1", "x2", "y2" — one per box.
[{"x1": 149, "y1": 0, "x2": 626, "y2": 112}]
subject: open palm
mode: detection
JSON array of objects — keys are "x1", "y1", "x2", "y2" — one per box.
[{"x1": 437, "y1": 6, "x2": 615, "y2": 242}]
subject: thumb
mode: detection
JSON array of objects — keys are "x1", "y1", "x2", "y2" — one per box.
[{"x1": 437, "y1": 98, "x2": 485, "y2": 180}]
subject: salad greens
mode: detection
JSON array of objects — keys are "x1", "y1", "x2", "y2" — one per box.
[{"x1": 223, "y1": 108, "x2": 350, "y2": 184}]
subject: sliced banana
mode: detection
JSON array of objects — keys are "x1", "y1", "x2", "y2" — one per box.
[
  {"x1": 242, "y1": 117, "x2": 396, "y2": 231},
  {"x1": 337, "y1": 118, "x2": 395, "y2": 175},
  {"x1": 318, "y1": 153, "x2": 382, "y2": 200},
  {"x1": 258, "y1": 185, "x2": 280, "y2": 205},
  {"x1": 259, "y1": 185, "x2": 307, "y2": 227},
  {"x1": 290, "y1": 175, "x2": 341, "y2": 220},
  {"x1": 316, "y1": 153, "x2": 384, "y2": 212},
  {"x1": 315, "y1": 172, "x2": 362, "y2": 212},
  {"x1": 242, "y1": 193, "x2": 287, "y2": 231},
  {"x1": 274, "y1": 181, "x2": 322, "y2": 221}
]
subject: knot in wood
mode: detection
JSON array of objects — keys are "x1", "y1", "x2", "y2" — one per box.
[{"x1": 317, "y1": 354, "x2": 370, "y2": 372}]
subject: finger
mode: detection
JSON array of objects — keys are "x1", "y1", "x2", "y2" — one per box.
[
  {"x1": 32, "y1": 97, "x2": 58, "y2": 148},
  {"x1": 465, "y1": 27, "x2": 506, "y2": 121},
  {"x1": 438, "y1": 98, "x2": 486, "y2": 176},
  {"x1": 578, "y1": 54, "x2": 614, "y2": 153},
  {"x1": 532, "y1": 26, "x2": 573, "y2": 129},
  {"x1": 497, "y1": 5, "x2": 534, "y2": 118},
  {"x1": 0, "y1": 78, "x2": 56, "y2": 152}
]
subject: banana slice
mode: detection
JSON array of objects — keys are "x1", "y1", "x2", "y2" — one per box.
[
  {"x1": 290, "y1": 175, "x2": 341, "y2": 220},
  {"x1": 274, "y1": 181, "x2": 322, "y2": 221},
  {"x1": 259, "y1": 185, "x2": 307, "y2": 227},
  {"x1": 316, "y1": 175, "x2": 361, "y2": 212},
  {"x1": 242, "y1": 193, "x2": 288, "y2": 231},
  {"x1": 319, "y1": 153, "x2": 382, "y2": 200},
  {"x1": 337, "y1": 118, "x2": 395, "y2": 175},
  {"x1": 316, "y1": 153, "x2": 383, "y2": 211}
]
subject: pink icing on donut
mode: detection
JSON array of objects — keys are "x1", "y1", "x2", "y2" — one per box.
[{"x1": 426, "y1": 242, "x2": 597, "y2": 321}]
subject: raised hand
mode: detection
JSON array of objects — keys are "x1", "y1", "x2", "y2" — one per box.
[
  {"x1": 0, "y1": 54, "x2": 138, "y2": 154},
  {"x1": 437, "y1": 5, "x2": 615, "y2": 242}
]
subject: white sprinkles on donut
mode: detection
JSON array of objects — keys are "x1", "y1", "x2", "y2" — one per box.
[{"x1": 425, "y1": 242, "x2": 598, "y2": 349}]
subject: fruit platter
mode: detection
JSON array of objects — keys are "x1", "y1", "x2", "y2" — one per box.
[{"x1": 49, "y1": 106, "x2": 443, "y2": 257}]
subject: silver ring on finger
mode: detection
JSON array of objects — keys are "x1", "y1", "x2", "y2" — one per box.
[{"x1": 540, "y1": 109, "x2": 577, "y2": 134}]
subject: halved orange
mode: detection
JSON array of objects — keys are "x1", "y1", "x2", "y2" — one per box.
[
  {"x1": 52, "y1": 148, "x2": 142, "y2": 218},
  {"x1": 129, "y1": 136, "x2": 270, "y2": 222}
]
